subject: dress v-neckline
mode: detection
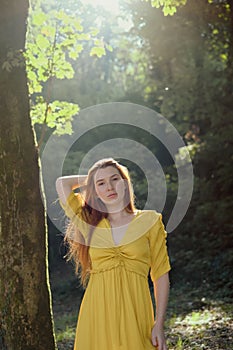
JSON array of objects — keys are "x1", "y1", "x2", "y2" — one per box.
[{"x1": 104, "y1": 211, "x2": 141, "y2": 247}]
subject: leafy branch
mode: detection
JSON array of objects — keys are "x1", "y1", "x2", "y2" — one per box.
[
  {"x1": 145, "y1": 0, "x2": 187, "y2": 15},
  {"x1": 25, "y1": 5, "x2": 108, "y2": 148}
]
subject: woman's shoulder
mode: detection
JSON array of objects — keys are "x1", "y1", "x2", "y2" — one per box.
[
  {"x1": 136, "y1": 209, "x2": 161, "y2": 219},
  {"x1": 133, "y1": 209, "x2": 162, "y2": 234}
]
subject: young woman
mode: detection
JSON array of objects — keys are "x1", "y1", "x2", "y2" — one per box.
[{"x1": 56, "y1": 158, "x2": 171, "y2": 350}]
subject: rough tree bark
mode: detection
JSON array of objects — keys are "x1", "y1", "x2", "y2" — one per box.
[
  {"x1": 227, "y1": 0, "x2": 233, "y2": 95},
  {"x1": 0, "y1": 1, "x2": 57, "y2": 349}
]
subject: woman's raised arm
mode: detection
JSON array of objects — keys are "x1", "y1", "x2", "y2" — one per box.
[{"x1": 55, "y1": 175, "x2": 87, "y2": 205}]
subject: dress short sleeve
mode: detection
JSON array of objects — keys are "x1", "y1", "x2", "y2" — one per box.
[
  {"x1": 60, "y1": 191, "x2": 90, "y2": 238},
  {"x1": 148, "y1": 213, "x2": 171, "y2": 281}
]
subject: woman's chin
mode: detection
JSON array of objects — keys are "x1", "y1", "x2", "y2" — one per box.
[{"x1": 105, "y1": 199, "x2": 125, "y2": 212}]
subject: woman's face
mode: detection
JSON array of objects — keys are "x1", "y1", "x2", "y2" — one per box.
[{"x1": 94, "y1": 166, "x2": 126, "y2": 207}]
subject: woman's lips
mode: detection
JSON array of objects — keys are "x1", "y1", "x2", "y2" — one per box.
[{"x1": 107, "y1": 193, "x2": 117, "y2": 198}]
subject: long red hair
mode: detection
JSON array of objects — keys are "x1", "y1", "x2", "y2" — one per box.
[{"x1": 65, "y1": 158, "x2": 136, "y2": 287}]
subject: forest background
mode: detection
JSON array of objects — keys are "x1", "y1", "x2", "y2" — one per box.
[{"x1": 0, "y1": 0, "x2": 232, "y2": 349}]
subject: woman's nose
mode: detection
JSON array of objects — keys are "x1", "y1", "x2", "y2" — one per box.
[{"x1": 106, "y1": 180, "x2": 113, "y2": 190}]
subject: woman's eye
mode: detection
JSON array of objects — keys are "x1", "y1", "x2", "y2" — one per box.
[
  {"x1": 113, "y1": 177, "x2": 119, "y2": 181},
  {"x1": 97, "y1": 182, "x2": 104, "y2": 186}
]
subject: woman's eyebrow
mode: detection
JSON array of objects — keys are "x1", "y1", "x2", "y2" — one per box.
[
  {"x1": 95, "y1": 173, "x2": 120, "y2": 183},
  {"x1": 111, "y1": 173, "x2": 120, "y2": 177},
  {"x1": 96, "y1": 178, "x2": 104, "y2": 183}
]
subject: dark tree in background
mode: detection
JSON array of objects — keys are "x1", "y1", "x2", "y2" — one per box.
[{"x1": 0, "y1": 1, "x2": 56, "y2": 349}]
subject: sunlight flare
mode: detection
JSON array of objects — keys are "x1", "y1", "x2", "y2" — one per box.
[{"x1": 82, "y1": 0, "x2": 120, "y2": 14}]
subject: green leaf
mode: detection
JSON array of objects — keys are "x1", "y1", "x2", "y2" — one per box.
[
  {"x1": 41, "y1": 25, "x2": 56, "y2": 38},
  {"x1": 90, "y1": 46, "x2": 106, "y2": 58},
  {"x1": 163, "y1": 6, "x2": 170, "y2": 16},
  {"x1": 73, "y1": 19, "x2": 83, "y2": 32},
  {"x1": 220, "y1": 53, "x2": 227, "y2": 62},
  {"x1": 27, "y1": 70, "x2": 37, "y2": 82},
  {"x1": 106, "y1": 44, "x2": 113, "y2": 52},
  {"x1": 76, "y1": 33, "x2": 91, "y2": 41},
  {"x1": 36, "y1": 34, "x2": 50, "y2": 50},
  {"x1": 32, "y1": 12, "x2": 47, "y2": 26},
  {"x1": 90, "y1": 27, "x2": 99, "y2": 36},
  {"x1": 30, "y1": 101, "x2": 47, "y2": 124},
  {"x1": 37, "y1": 67, "x2": 48, "y2": 82},
  {"x1": 74, "y1": 44, "x2": 83, "y2": 54},
  {"x1": 46, "y1": 100, "x2": 79, "y2": 135},
  {"x1": 149, "y1": 0, "x2": 186, "y2": 14},
  {"x1": 68, "y1": 50, "x2": 82, "y2": 60}
]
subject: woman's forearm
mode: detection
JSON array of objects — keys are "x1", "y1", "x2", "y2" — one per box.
[
  {"x1": 56, "y1": 175, "x2": 87, "y2": 204},
  {"x1": 153, "y1": 272, "x2": 170, "y2": 327}
]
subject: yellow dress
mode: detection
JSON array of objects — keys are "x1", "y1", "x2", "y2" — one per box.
[{"x1": 61, "y1": 192, "x2": 171, "y2": 350}]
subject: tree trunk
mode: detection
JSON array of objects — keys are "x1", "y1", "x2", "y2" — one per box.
[
  {"x1": 227, "y1": 0, "x2": 233, "y2": 97},
  {"x1": 0, "y1": 1, "x2": 57, "y2": 349}
]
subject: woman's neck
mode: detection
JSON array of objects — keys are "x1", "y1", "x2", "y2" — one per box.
[
  {"x1": 107, "y1": 209, "x2": 127, "y2": 223},
  {"x1": 107, "y1": 208, "x2": 136, "y2": 228}
]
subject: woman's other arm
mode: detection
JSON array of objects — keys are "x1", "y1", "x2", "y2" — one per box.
[
  {"x1": 151, "y1": 272, "x2": 170, "y2": 349},
  {"x1": 55, "y1": 175, "x2": 87, "y2": 205}
]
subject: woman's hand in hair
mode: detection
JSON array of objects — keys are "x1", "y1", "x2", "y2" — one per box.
[{"x1": 56, "y1": 175, "x2": 87, "y2": 205}]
